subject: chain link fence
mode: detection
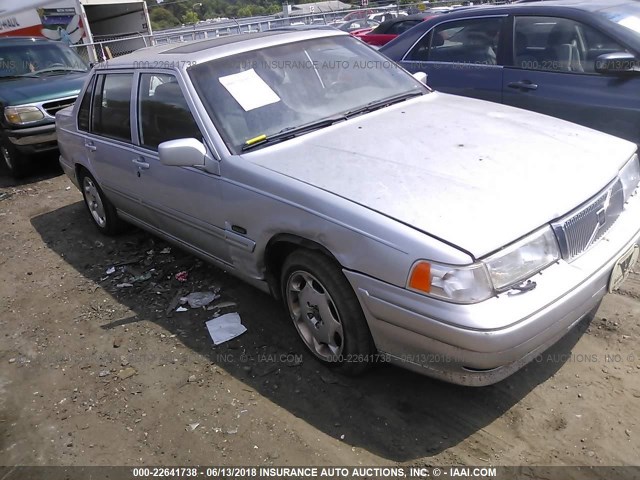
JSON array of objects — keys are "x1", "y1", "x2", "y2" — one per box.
[{"x1": 70, "y1": 34, "x2": 153, "y2": 63}]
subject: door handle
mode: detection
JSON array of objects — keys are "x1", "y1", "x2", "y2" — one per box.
[
  {"x1": 132, "y1": 158, "x2": 150, "y2": 170},
  {"x1": 84, "y1": 141, "x2": 96, "y2": 151},
  {"x1": 507, "y1": 80, "x2": 538, "y2": 91}
]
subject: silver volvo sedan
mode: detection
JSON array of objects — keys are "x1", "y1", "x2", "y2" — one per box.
[{"x1": 55, "y1": 29, "x2": 640, "y2": 386}]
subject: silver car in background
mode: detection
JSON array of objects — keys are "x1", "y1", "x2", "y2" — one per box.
[{"x1": 56, "y1": 29, "x2": 640, "y2": 386}]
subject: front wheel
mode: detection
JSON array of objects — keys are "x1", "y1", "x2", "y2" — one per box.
[
  {"x1": 79, "y1": 171, "x2": 126, "y2": 235},
  {"x1": 1, "y1": 139, "x2": 31, "y2": 179},
  {"x1": 281, "y1": 249, "x2": 375, "y2": 375}
]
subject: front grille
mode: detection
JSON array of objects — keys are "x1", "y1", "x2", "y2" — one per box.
[
  {"x1": 42, "y1": 97, "x2": 77, "y2": 117},
  {"x1": 551, "y1": 180, "x2": 624, "y2": 262}
]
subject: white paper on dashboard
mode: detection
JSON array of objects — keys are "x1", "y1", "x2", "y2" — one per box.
[{"x1": 218, "y1": 69, "x2": 280, "y2": 111}]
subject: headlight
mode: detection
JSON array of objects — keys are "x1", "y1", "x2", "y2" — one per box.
[
  {"x1": 408, "y1": 260, "x2": 493, "y2": 304},
  {"x1": 4, "y1": 105, "x2": 45, "y2": 125},
  {"x1": 619, "y1": 153, "x2": 640, "y2": 202},
  {"x1": 408, "y1": 227, "x2": 560, "y2": 304},
  {"x1": 484, "y1": 227, "x2": 559, "y2": 291}
]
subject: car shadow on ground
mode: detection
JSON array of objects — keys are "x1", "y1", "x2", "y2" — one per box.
[
  {"x1": 0, "y1": 152, "x2": 62, "y2": 189},
  {"x1": 31, "y1": 201, "x2": 593, "y2": 462}
]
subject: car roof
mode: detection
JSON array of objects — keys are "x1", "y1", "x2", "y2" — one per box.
[
  {"x1": 95, "y1": 29, "x2": 346, "y2": 70},
  {"x1": 432, "y1": 0, "x2": 639, "y2": 16},
  {"x1": 0, "y1": 36, "x2": 60, "y2": 45},
  {"x1": 509, "y1": 0, "x2": 637, "y2": 11}
]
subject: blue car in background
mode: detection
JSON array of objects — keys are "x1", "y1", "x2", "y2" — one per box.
[{"x1": 380, "y1": 0, "x2": 640, "y2": 144}]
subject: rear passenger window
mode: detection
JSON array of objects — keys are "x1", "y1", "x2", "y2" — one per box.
[
  {"x1": 512, "y1": 16, "x2": 628, "y2": 73},
  {"x1": 92, "y1": 73, "x2": 133, "y2": 142},
  {"x1": 138, "y1": 73, "x2": 202, "y2": 150},
  {"x1": 77, "y1": 76, "x2": 94, "y2": 132},
  {"x1": 408, "y1": 17, "x2": 503, "y2": 65}
]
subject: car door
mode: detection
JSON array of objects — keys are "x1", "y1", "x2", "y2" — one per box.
[
  {"x1": 502, "y1": 15, "x2": 640, "y2": 144},
  {"x1": 131, "y1": 71, "x2": 232, "y2": 264},
  {"x1": 398, "y1": 16, "x2": 507, "y2": 103},
  {"x1": 85, "y1": 71, "x2": 151, "y2": 223}
]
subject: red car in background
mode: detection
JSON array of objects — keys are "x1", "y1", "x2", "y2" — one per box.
[{"x1": 354, "y1": 14, "x2": 432, "y2": 47}]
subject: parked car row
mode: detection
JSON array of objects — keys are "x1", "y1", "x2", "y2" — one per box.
[{"x1": 55, "y1": 26, "x2": 640, "y2": 386}]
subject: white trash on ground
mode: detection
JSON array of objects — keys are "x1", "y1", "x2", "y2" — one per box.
[
  {"x1": 205, "y1": 313, "x2": 246, "y2": 345},
  {"x1": 180, "y1": 291, "x2": 219, "y2": 309}
]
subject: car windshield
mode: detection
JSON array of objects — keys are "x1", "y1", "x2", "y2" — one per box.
[
  {"x1": 189, "y1": 35, "x2": 427, "y2": 153},
  {"x1": 598, "y1": 4, "x2": 640, "y2": 36},
  {"x1": 0, "y1": 42, "x2": 88, "y2": 78}
]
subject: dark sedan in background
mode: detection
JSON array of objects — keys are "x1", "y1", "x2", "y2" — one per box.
[{"x1": 380, "y1": 0, "x2": 640, "y2": 144}]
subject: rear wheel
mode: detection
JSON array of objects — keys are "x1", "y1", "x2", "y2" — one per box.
[
  {"x1": 79, "y1": 171, "x2": 125, "y2": 235},
  {"x1": 281, "y1": 249, "x2": 375, "y2": 375},
  {"x1": 1, "y1": 139, "x2": 31, "y2": 179}
]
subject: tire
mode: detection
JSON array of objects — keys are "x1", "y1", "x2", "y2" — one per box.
[
  {"x1": 79, "y1": 170, "x2": 126, "y2": 235},
  {"x1": 281, "y1": 249, "x2": 375, "y2": 375},
  {"x1": 1, "y1": 138, "x2": 31, "y2": 179}
]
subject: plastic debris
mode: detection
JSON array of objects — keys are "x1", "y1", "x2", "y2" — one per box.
[
  {"x1": 131, "y1": 271, "x2": 152, "y2": 283},
  {"x1": 180, "y1": 291, "x2": 219, "y2": 309},
  {"x1": 187, "y1": 422, "x2": 200, "y2": 432},
  {"x1": 160, "y1": 247, "x2": 171, "y2": 254},
  {"x1": 175, "y1": 271, "x2": 188, "y2": 282},
  {"x1": 106, "y1": 267, "x2": 116, "y2": 275},
  {"x1": 98, "y1": 370, "x2": 110, "y2": 377},
  {"x1": 176, "y1": 306, "x2": 188, "y2": 312},
  {"x1": 207, "y1": 301, "x2": 237, "y2": 311},
  {"x1": 116, "y1": 283, "x2": 133, "y2": 288},
  {"x1": 206, "y1": 313, "x2": 246, "y2": 345}
]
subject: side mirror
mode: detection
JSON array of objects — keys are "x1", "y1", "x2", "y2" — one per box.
[
  {"x1": 595, "y1": 52, "x2": 639, "y2": 75},
  {"x1": 412, "y1": 71, "x2": 428, "y2": 85},
  {"x1": 158, "y1": 138, "x2": 206, "y2": 167}
]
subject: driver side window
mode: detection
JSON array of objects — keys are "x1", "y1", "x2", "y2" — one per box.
[{"x1": 513, "y1": 16, "x2": 628, "y2": 74}]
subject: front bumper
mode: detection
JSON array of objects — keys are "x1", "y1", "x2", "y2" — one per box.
[
  {"x1": 345, "y1": 193, "x2": 640, "y2": 386},
  {"x1": 5, "y1": 123, "x2": 58, "y2": 154}
]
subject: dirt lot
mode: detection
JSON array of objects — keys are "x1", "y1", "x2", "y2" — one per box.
[{"x1": 1, "y1": 160, "x2": 639, "y2": 472}]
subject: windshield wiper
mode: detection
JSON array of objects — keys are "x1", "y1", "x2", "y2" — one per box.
[
  {"x1": 240, "y1": 91, "x2": 423, "y2": 152},
  {"x1": 241, "y1": 115, "x2": 346, "y2": 151},
  {"x1": 343, "y1": 91, "x2": 424, "y2": 119},
  {"x1": 1, "y1": 73, "x2": 40, "y2": 79},
  {"x1": 33, "y1": 67, "x2": 87, "y2": 75}
]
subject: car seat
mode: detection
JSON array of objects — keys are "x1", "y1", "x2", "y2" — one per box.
[{"x1": 544, "y1": 22, "x2": 584, "y2": 72}]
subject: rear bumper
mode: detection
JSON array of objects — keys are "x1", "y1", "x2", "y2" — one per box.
[{"x1": 345, "y1": 193, "x2": 640, "y2": 386}]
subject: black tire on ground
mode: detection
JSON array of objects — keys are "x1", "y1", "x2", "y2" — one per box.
[
  {"x1": 1, "y1": 138, "x2": 32, "y2": 179},
  {"x1": 281, "y1": 249, "x2": 375, "y2": 375},
  {"x1": 78, "y1": 169, "x2": 126, "y2": 236}
]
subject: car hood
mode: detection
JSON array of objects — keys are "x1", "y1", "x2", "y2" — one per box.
[
  {"x1": 246, "y1": 93, "x2": 637, "y2": 258},
  {"x1": 0, "y1": 71, "x2": 89, "y2": 106}
]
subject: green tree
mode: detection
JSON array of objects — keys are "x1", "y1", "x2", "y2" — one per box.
[
  {"x1": 149, "y1": 7, "x2": 180, "y2": 30},
  {"x1": 182, "y1": 10, "x2": 200, "y2": 24}
]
